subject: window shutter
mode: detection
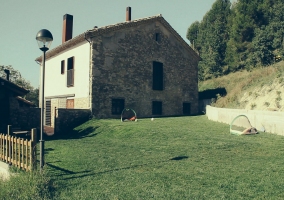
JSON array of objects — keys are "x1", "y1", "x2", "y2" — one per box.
[{"x1": 67, "y1": 57, "x2": 74, "y2": 86}]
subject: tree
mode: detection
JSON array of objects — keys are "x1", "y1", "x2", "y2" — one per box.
[
  {"x1": 187, "y1": 0, "x2": 231, "y2": 80},
  {"x1": 189, "y1": 0, "x2": 284, "y2": 78},
  {"x1": 186, "y1": 21, "x2": 200, "y2": 49},
  {"x1": 0, "y1": 65, "x2": 39, "y2": 106}
]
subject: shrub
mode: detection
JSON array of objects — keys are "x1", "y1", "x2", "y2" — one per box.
[
  {"x1": 0, "y1": 169, "x2": 55, "y2": 200},
  {"x1": 264, "y1": 102, "x2": 270, "y2": 107},
  {"x1": 250, "y1": 103, "x2": 257, "y2": 109}
]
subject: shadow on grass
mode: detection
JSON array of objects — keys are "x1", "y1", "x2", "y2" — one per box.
[
  {"x1": 56, "y1": 155, "x2": 189, "y2": 181},
  {"x1": 46, "y1": 163, "x2": 92, "y2": 175},
  {"x1": 45, "y1": 126, "x2": 100, "y2": 141}
]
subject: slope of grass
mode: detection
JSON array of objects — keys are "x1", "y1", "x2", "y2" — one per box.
[
  {"x1": 199, "y1": 61, "x2": 284, "y2": 110},
  {"x1": 2, "y1": 116, "x2": 281, "y2": 199},
  {"x1": 2, "y1": 116, "x2": 284, "y2": 199}
]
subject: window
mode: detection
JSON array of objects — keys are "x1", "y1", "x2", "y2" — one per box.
[
  {"x1": 67, "y1": 56, "x2": 74, "y2": 87},
  {"x1": 112, "y1": 99, "x2": 124, "y2": 115},
  {"x1": 155, "y1": 33, "x2": 161, "y2": 42},
  {"x1": 183, "y1": 103, "x2": 191, "y2": 115},
  {"x1": 61, "y1": 60, "x2": 65, "y2": 74},
  {"x1": 152, "y1": 101, "x2": 162, "y2": 115},
  {"x1": 152, "y1": 61, "x2": 163, "y2": 90},
  {"x1": 66, "y1": 99, "x2": 74, "y2": 109}
]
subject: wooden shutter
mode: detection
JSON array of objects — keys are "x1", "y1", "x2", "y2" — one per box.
[
  {"x1": 67, "y1": 57, "x2": 74, "y2": 86},
  {"x1": 66, "y1": 99, "x2": 74, "y2": 109}
]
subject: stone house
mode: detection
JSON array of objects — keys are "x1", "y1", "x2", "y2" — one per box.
[
  {"x1": 36, "y1": 7, "x2": 200, "y2": 124},
  {"x1": 0, "y1": 75, "x2": 39, "y2": 133}
]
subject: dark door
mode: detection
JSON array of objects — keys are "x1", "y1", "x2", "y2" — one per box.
[{"x1": 0, "y1": 87, "x2": 9, "y2": 133}]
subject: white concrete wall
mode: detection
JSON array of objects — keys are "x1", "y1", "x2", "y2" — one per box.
[
  {"x1": 206, "y1": 105, "x2": 284, "y2": 136},
  {"x1": 0, "y1": 161, "x2": 10, "y2": 180},
  {"x1": 44, "y1": 41, "x2": 90, "y2": 99}
]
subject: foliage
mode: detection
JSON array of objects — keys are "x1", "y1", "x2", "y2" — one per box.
[
  {"x1": 187, "y1": 0, "x2": 284, "y2": 80},
  {"x1": 0, "y1": 65, "x2": 39, "y2": 106}
]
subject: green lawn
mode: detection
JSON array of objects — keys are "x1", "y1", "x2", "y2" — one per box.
[{"x1": 2, "y1": 115, "x2": 284, "y2": 199}]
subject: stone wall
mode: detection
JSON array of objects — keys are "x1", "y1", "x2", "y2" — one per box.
[
  {"x1": 54, "y1": 108, "x2": 91, "y2": 135},
  {"x1": 5, "y1": 95, "x2": 40, "y2": 133},
  {"x1": 90, "y1": 21, "x2": 199, "y2": 118},
  {"x1": 206, "y1": 105, "x2": 284, "y2": 136},
  {"x1": 9, "y1": 108, "x2": 40, "y2": 131},
  {"x1": 74, "y1": 97, "x2": 90, "y2": 109}
]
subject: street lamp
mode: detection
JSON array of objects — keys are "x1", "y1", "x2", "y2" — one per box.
[{"x1": 36, "y1": 29, "x2": 53, "y2": 172}]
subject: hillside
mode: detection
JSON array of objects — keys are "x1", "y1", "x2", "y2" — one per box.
[{"x1": 199, "y1": 61, "x2": 284, "y2": 112}]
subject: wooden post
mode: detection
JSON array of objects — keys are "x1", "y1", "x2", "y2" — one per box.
[
  {"x1": 7, "y1": 125, "x2": 12, "y2": 165},
  {"x1": 54, "y1": 107, "x2": 57, "y2": 134},
  {"x1": 7, "y1": 125, "x2": 12, "y2": 135},
  {"x1": 31, "y1": 128, "x2": 37, "y2": 170}
]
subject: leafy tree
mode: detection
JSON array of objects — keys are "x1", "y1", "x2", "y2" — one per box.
[
  {"x1": 187, "y1": 0, "x2": 231, "y2": 80},
  {"x1": 0, "y1": 65, "x2": 39, "y2": 106},
  {"x1": 188, "y1": 0, "x2": 284, "y2": 80},
  {"x1": 186, "y1": 21, "x2": 200, "y2": 50}
]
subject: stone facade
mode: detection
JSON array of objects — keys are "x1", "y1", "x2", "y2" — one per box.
[
  {"x1": 89, "y1": 21, "x2": 199, "y2": 118},
  {"x1": 0, "y1": 93, "x2": 40, "y2": 133},
  {"x1": 37, "y1": 14, "x2": 200, "y2": 123},
  {"x1": 74, "y1": 97, "x2": 90, "y2": 109},
  {"x1": 9, "y1": 107, "x2": 40, "y2": 131}
]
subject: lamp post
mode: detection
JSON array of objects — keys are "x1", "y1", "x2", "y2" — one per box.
[{"x1": 36, "y1": 29, "x2": 53, "y2": 172}]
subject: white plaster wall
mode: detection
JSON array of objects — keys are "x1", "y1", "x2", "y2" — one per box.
[
  {"x1": 206, "y1": 105, "x2": 284, "y2": 136},
  {"x1": 43, "y1": 41, "x2": 90, "y2": 99}
]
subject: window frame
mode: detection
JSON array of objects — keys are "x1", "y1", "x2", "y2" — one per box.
[
  {"x1": 111, "y1": 98, "x2": 125, "y2": 115},
  {"x1": 155, "y1": 33, "x2": 161, "y2": 43},
  {"x1": 183, "y1": 102, "x2": 191, "y2": 115},
  {"x1": 61, "y1": 60, "x2": 65, "y2": 75},
  {"x1": 152, "y1": 61, "x2": 164, "y2": 91},
  {"x1": 67, "y1": 56, "x2": 74, "y2": 87},
  {"x1": 152, "y1": 101, "x2": 162, "y2": 115}
]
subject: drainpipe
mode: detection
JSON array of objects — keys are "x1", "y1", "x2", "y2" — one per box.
[{"x1": 84, "y1": 31, "x2": 93, "y2": 117}]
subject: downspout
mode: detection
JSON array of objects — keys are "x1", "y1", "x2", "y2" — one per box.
[{"x1": 84, "y1": 31, "x2": 93, "y2": 117}]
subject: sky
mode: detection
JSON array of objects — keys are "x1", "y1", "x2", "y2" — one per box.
[{"x1": 0, "y1": 0, "x2": 218, "y2": 88}]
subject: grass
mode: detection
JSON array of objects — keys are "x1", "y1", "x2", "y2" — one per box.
[
  {"x1": 2, "y1": 116, "x2": 284, "y2": 199},
  {"x1": 0, "y1": 169, "x2": 54, "y2": 200}
]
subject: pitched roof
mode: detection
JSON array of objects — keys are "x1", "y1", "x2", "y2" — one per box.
[
  {"x1": 36, "y1": 15, "x2": 200, "y2": 62},
  {"x1": 0, "y1": 77, "x2": 29, "y2": 96},
  {"x1": 16, "y1": 96, "x2": 35, "y2": 106}
]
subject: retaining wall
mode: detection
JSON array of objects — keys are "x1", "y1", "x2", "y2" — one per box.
[
  {"x1": 0, "y1": 161, "x2": 10, "y2": 180},
  {"x1": 54, "y1": 108, "x2": 91, "y2": 135},
  {"x1": 206, "y1": 105, "x2": 284, "y2": 136}
]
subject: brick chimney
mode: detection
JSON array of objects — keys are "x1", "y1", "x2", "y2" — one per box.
[
  {"x1": 62, "y1": 14, "x2": 73, "y2": 43},
  {"x1": 126, "y1": 7, "x2": 131, "y2": 22},
  {"x1": 4, "y1": 69, "x2": 10, "y2": 81}
]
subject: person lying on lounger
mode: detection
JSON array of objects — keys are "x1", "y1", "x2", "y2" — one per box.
[{"x1": 241, "y1": 127, "x2": 258, "y2": 135}]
